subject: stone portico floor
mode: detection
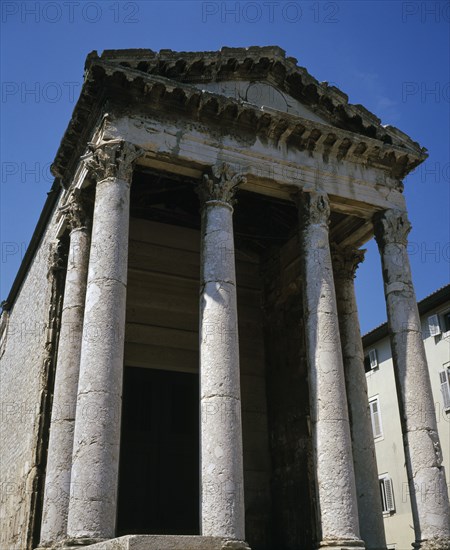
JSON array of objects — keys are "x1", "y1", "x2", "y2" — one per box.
[{"x1": 48, "y1": 535, "x2": 251, "y2": 550}]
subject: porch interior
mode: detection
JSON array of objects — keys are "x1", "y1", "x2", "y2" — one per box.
[{"x1": 117, "y1": 168, "x2": 366, "y2": 550}]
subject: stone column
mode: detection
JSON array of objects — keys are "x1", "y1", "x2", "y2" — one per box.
[
  {"x1": 297, "y1": 191, "x2": 364, "y2": 549},
  {"x1": 332, "y1": 245, "x2": 387, "y2": 550},
  {"x1": 198, "y1": 163, "x2": 248, "y2": 547},
  {"x1": 374, "y1": 209, "x2": 450, "y2": 550},
  {"x1": 66, "y1": 140, "x2": 143, "y2": 543},
  {"x1": 40, "y1": 194, "x2": 91, "y2": 546}
]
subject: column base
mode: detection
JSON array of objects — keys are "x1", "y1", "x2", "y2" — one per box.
[
  {"x1": 36, "y1": 535, "x2": 251, "y2": 550},
  {"x1": 319, "y1": 539, "x2": 365, "y2": 550},
  {"x1": 36, "y1": 538, "x2": 107, "y2": 549},
  {"x1": 412, "y1": 537, "x2": 450, "y2": 550}
]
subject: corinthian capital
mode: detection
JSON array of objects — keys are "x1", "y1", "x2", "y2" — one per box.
[
  {"x1": 61, "y1": 193, "x2": 90, "y2": 232},
  {"x1": 82, "y1": 140, "x2": 144, "y2": 183},
  {"x1": 373, "y1": 209, "x2": 411, "y2": 248},
  {"x1": 331, "y1": 244, "x2": 366, "y2": 280},
  {"x1": 198, "y1": 163, "x2": 246, "y2": 206},
  {"x1": 47, "y1": 240, "x2": 66, "y2": 279},
  {"x1": 297, "y1": 190, "x2": 330, "y2": 226}
]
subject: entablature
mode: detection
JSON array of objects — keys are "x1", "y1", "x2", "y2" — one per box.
[{"x1": 98, "y1": 112, "x2": 406, "y2": 218}]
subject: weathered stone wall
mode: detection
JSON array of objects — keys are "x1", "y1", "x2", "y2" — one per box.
[
  {"x1": 261, "y1": 235, "x2": 315, "y2": 549},
  {"x1": 0, "y1": 204, "x2": 61, "y2": 550}
]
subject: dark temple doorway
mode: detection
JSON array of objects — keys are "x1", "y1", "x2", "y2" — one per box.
[{"x1": 117, "y1": 366, "x2": 200, "y2": 535}]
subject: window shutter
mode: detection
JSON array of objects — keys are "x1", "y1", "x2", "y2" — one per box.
[
  {"x1": 439, "y1": 370, "x2": 450, "y2": 410},
  {"x1": 379, "y1": 475, "x2": 396, "y2": 514},
  {"x1": 428, "y1": 314, "x2": 441, "y2": 337},
  {"x1": 369, "y1": 349, "x2": 378, "y2": 369},
  {"x1": 384, "y1": 477, "x2": 395, "y2": 512},
  {"x1": 370, "y1": 398, "x2": 383, "y2": 438}
]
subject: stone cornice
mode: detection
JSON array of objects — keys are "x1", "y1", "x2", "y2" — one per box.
[{"x1": 52, "y1": 48, "x2": 427, "y2": 188}]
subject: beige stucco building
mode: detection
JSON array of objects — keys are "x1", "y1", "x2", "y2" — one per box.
[
  {"x1": 363, "y1": 285, "x2": 450, "y2": 550},
  {"x1": 0, "y1": 46, "x2": 448, "y2": 550}
]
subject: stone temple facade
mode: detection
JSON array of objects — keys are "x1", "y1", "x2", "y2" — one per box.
[{"x1": 0, "y1": 46, "x2": 449, "y2": 550}]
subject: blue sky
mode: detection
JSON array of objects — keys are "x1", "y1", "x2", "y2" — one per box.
[{"x1": 1, "y1": 0, "x2": 449, "y2": 333}]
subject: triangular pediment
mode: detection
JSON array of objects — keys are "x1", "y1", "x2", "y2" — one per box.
[{"x1": 191, "y1": 80, "x2": 329, "y2": 124}]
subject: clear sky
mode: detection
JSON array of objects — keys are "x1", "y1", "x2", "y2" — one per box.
[{"x1": 1, "y1": 0, "x2": 449, "y2": 334}]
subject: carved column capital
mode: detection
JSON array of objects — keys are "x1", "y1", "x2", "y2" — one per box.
[
  {"x1": 332, "y1": 245, "x2": 366, "y2": 280},
  {"x1": 61, "y1": 194, "x2": 91, "y2": 232},
  {"x1": 198, "y1": 163, "x2": 246, "y2": 207},
  {"x1": 297, "y1": 190, "x2": 330, "y2": 226},
  {"x1": 47, "y1": 241, "x2": 66, "y2": 279},
  {"x1": 373, "y1": 209, "x2": 411, "y2": 248},
  {"x1": 82, "y1": 140, "x2": 144, "y2": 183}
]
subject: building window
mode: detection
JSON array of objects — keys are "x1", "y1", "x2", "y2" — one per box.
[
  {"x1": 442, "y1": 311, "x2": 450, "y2": 330},
  {"x1": 379, "y1": 474, "x2": 395, "y2": 514},
  {"x1": 428, "y1": 314, "x2": 441, "y2": 336},
  {"x1": 439, "y1": 366, "x2": 450, "y2": 411},
  {"x1": 444, "y1": 311, "x2": 450, "y2": 332},
  {"x1": 369, "y1": 396, "x2": 383, "y2": 439},
  {"x1": 428, "y1": 311, "x2": 450, "y2": 338},
  {"x1": 364, "y1": 348, "x2": 378, "y2": 373}
]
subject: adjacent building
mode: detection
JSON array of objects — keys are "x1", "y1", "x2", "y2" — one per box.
[{"x1": 364, "y1": 284, "x2": 450, "y2": 550}]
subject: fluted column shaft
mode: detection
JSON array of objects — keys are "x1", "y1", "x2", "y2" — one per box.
[
  {"x1": 374, "y1": 209, "x2": 450, "y2": 550},
  {"x1": 198, "y1": 164, "x2": 247, "y2": 545},
  {"x1": 66, "y1": 140, "x2": 142, "y2": 542},
  {"x1": 298, "y1": 191, "x2": 364, "y2": 549},
  {"x1": 332, "y1": 245, "x2": 387, "y2": 550},
  {"x1": 40, "y1": 195, "x2": 91, "y2": 546}
]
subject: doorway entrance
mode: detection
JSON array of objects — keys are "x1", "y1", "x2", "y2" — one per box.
[{"x1": 117, "y1": 367, "x2": 200, "y2": 535}]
